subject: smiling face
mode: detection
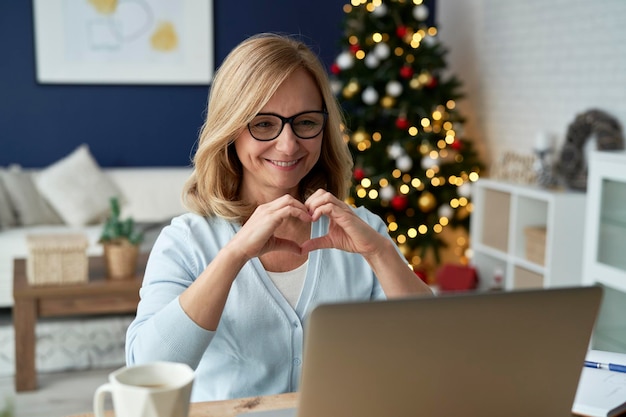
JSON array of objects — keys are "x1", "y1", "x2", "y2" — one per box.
[{"x1": 234, "y1": 68, "x2": 324, "y2": 204}]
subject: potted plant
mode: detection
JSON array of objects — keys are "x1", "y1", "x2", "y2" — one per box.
[{"x1": 99, "y1": 197, "x2": 143, "y2": 279}]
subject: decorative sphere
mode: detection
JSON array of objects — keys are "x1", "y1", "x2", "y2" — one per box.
[
  {"x1": 396, "y1": 155, "x2": 413, "y2": 171},
  {"x1": 438, "y1": 204, "x2": 454, "y2": 219},
  {"x1": 457, "y1": 182, "x2": 472, "y2": 198},
  {"x1": 336, "y1": 51, "x2": 354, "y2": 70},
  {"x1": 418, "y1": 191, "x2": 437, "y2": 212},
  {"x1": 371, "y1": 3, "x2": 387, "y2": 17},
  {"x1": 352, "y1": 129, "x2": 370, "y2": 144},
  {"x1": 373, "y1": 42, "x2": 390, "y2": 59},
  {"x1": 361, "y1": 87, "x2": 379, "y2": 105},
  {"x1": 380, "y1": 96, "x2": 395, "y2": 108},
  {"x1": 413, "y1": 5, "x2": 429, "y2": 21},
  {"x1": 387, "y1": 143, "x2": 404, "y2": 159},
  {"x1": 421, "y1": 155, "x2": 439, "y2": 169},
  {"x1": 386, "y1": 80, "x2": 403, "y2": 97},
  {"x1": 391, "y1": 195, "x2": 409, "y2": 212},
  {"x1": 330, "y1": 79, "x2": 342, "y2": 95},
  {"x1": 399, "y1": 66, "x2": 414, "y2": 79},
  {"x1": 364, "y1": 53, "x2": 380, "y2": 69},
  {"x1": 380, "y1": 185, "x2": 395, "y2": 201}
]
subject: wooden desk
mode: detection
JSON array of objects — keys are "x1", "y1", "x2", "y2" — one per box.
[
  {"x1": 12, "y1": 254, "x2": 147, "y2": 392},
  {"x1": 68, "y1": 392, "x2": 299, "y2": 417}
]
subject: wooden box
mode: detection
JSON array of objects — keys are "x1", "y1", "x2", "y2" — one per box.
[
  {"x1": 524, "y1": 226, "x2": 546, "y2": 266},
  {"x1": 26, "y1": 234, "x2": 89, "y2": 285}
]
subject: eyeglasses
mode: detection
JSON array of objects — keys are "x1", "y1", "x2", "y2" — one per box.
[{"x1": 247, "y1": 110, "x2": 328, "y2": 141}]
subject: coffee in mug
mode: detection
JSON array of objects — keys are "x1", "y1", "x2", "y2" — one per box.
[{"x1": 93, "y1": 361, "x2": 194, "y2": 417}]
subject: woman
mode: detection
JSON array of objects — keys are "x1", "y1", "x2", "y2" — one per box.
[{"x1": 126, "y1": 33, "x2": 432, "y2": 402}]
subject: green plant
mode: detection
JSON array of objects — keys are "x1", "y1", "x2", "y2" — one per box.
[{"x1": 99, "y1": 197, "x2": 143, "y2": 245}]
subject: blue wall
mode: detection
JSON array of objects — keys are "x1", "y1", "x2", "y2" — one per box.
[{"x1": 0, "y1": 1, "x2": 346, "y2": 167}]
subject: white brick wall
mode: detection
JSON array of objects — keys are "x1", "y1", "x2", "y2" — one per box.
[{"x1": 438, "y1": 0, "x2": 626, "y2": 165}]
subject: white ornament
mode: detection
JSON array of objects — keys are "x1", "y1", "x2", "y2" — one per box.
[
  {"x1": 457, "y1": 182, "x2": 472, "y2": 198},
  {"x1": 385, "y1": 81, "x2": 403, "y2": 97},
  {"x1": 372, "y1": 3, "x2": 388, "y2": 18},
  {"x1": 373, "y1": 43, "x2": 390, "y2": 60},
  {"x1": 364, "y1": 53, "x2": 380, "y2": 69},
  {"x1": 397, "y1": 155, "x2": 413, "y2": 171},
  {"x1": 387, "y1": 143, "x2": 404, "y2": 159},
  {"x1": 421, "y1": 155, "x2": 439, "y2": 169},
  {"x1": 413, "y1": 5, "x2": 429, "y2": 21},
  {"x1": 330, "y1": 79, "x2": 342, "y2": 96},
  {"x1": 361, "y1": 87, "x2": 379, "y2": 105},
  {"x1": 422, "y1": 34, "x2": 437, "y2": 47},
  {"x1": 336, "y1": 51, "x2": 354, "y2": 70},
  {"x1": 438, "y1": 204, "x2": 454, "y2": 219},
  {"x1": 380, "y1": 185, "x2": 395, "y2": 201}
]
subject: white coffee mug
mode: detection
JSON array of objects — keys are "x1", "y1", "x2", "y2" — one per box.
[{"x1": 93, "y1": 361, "x2": 194, "y2": 417}]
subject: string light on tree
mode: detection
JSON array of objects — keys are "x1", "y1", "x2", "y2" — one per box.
[{"x1": 333, "y1": 0, "x2": 484, "y2": 275}]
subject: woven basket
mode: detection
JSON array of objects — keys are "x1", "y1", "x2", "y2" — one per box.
[
  {"x1": 26, "y1": 234, "x2": 88, "y2": 285},
  {"x1": 103, "y1": 240, "x2": 139, "y2": 280}
]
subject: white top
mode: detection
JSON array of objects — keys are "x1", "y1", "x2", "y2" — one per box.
[{"x1": 266, "y1": 261, "x2": 308, "y2": 308}]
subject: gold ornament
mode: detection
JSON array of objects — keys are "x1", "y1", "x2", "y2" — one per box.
[
  {"x1": 351, "y1": 129, "x2": 371, "y2": 144},
  {"x1": 342, "y1": 80, "x2": 360, "y2": 99},
  {"x1": 418, "y1": 191, "x2": 437, "y2": 212},
  {"x1": 380, "y1": 95, "x2": 395, "y2": 108}
]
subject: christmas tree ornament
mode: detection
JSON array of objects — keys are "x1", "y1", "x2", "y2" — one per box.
[
  {"x1": 353, "y1": 167, "x2": 365, "y2": 181},
  {"x1": 379, "y1": 185, "x2": 395, "y2": 201},
  {"x1": 371, "y1": 3, "x2": 388, "y2": 17},
  {"x1": 438, "y1": 204, "x2": 454, "y2": 219},
  {"x1": 373, "y1": 42, "x2": 390, "y2": 59},
  {"x1": 391, "y1": 195, "x2": 409, "y2": 212},
  {"x1": 330, "y1": 63, "x2": 340, "y2": 75},
  {"x1": 413, "y1": 5, "x2": 429, "y2": 21},
  {"x1": 351, "y1": 128, "x2": 370, "y2": 144},
  {"x1": 396, "y1": 155, "x2": 413, "y2": 171},
  {"x1": 387, "y1": 143, "x2": 403, "y2": 159},
  {"x1": 418, "y1": 191, "x2": 437, "y2": 212},
  {"x1": 336, "y1": 51, "x2": 354, "y2": 70},
  {"x1": 349, "y1": 44, "x2": 361, "y2": 54},
  {"x1": 385, "y1": 80, "x2": 403, "y2": 97},
  {"x1": 330, "y1": 79, "x2": 342, "y2": 95},
  {"x1": 396, "y1": 26, "x2": 408, "y2": 38},
  {"x1": 380, "y1": 96, "x2": 395, "y2": 109},
  {"x1": 457, "y1": 182, "x2": 472, "y2": 198},
  {"x1": 342, "y1": 80, "x2": 360, "y2": 99},
  {"x1": 395, "y1": 116, "x2": 410, "y2": 130},
  {"x1": 361, "y1": 87, "x2": 379, "y2": 105},
  {"x1": 421, "y1": 155, "x2": 439, "y2": 169},
  {"x1": 364, "y1": 53, "x2": 380, "y2": 69},
  {"x1": 399, "y1": 65, "x2": 414, "y2": 79}
]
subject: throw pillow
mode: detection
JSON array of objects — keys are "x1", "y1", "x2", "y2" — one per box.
[
  {"x1": 0, "y1": 168, "x2": 19, "y2": 229},
  {"x1": 0, "y1": 166, "x2": 64, "y2": 226},
  {"x1": 34, "y1": 144, "x2": 123, "y2": 226}
]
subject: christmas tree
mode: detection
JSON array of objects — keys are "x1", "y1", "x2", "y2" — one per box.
[{"x1": 330, "y1": 0, "x2": 484, "y2": 275}]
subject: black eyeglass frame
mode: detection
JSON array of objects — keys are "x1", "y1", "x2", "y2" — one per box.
[{"x1": 247, "y1": 110, "x2": 328, "y2": 141}]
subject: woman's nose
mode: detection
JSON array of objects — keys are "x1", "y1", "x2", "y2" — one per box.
[{"x1": 274, "y1": 124, "x2": 299, "y2": 154}]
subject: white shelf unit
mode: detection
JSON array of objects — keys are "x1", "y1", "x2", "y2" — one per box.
[
  {"x1": 583, "y1": 150, "x2": 626, "y2": 353},
  {"x1": 470, "y1": 179, "x2": 587, "y2": 291}
]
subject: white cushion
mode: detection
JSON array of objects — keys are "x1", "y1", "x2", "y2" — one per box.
[{"x1": 34, "y1": 145, "x2": 123, "y2": 226}]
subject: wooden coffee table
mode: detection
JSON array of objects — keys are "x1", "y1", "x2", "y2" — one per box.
[{"x1": 12, "y1": 253, "x2": 147, "y2": 392}]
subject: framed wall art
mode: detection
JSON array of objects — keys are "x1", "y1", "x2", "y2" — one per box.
[{"x1": 32, "y1": 0, "x2": 213, "y2": 85}]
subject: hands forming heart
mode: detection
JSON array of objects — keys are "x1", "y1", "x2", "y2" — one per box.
[{"x1": 232, "y1": 189, "x2": 385, "y2": 261}]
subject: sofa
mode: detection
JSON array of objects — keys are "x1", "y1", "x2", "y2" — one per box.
[
  {"x1": 0, "y1": 145, "x2": 193, "y2": 307},
  {"x1": 0, "y1": 145, "x2": 193, "y2": 376}
]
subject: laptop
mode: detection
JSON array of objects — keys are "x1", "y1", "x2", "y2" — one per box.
[{"x1": 239, "y1": 286, "x2": 602, "y2": 417}]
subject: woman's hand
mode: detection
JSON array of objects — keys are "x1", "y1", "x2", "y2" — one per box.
[
  {"x1": 228, "y1": 194, "x2": 313, "y2": 260},
  {"x1": 300, "y1": 189, "x2": 386, "y2": 257}
]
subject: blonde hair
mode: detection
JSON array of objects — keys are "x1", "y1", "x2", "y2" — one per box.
[{"x1": 183, "y1": 33, "x2": 353, "y2": 222}]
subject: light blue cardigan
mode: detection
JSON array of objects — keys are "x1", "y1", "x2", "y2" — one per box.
[{"x1": 126, "y1": 207, "x2": 390, "y2": 402}]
